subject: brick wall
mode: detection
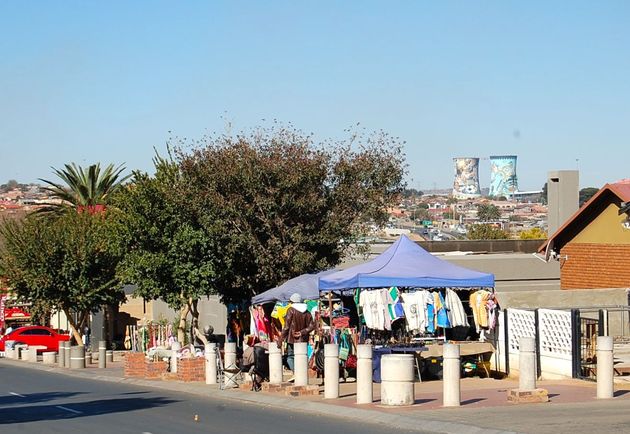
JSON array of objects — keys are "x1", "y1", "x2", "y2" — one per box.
[
  {"x1": 177, "y1": 357, "x2": 205, "y2": 382},
  {"x1": 145, "y1": 360, "x2": 168, "y2": 379},
  {"x1": 560, "y1": 243, "x2": 630, "y2": 289},
  {"x1": 124, "y1": 352, "x2": 147, "y2": 378}
]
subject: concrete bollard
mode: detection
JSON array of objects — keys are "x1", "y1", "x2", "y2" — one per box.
[
  {"x1": 43, "y1": 352, "x2": 57, "y2": 364},
  {"x1": 28, "y1": 348, "x2": 39, "y2": 363},
  {"x1": 294, "y1": 342, "x2": 309, "y2": 387},
  {"x1": 223, "y1": 342, "x2": 238, "y2": 389},
  {"x1": 70, "y1": 346, "x2": 85, "y2": 369},
  {"x1": 205, "y1": 343, "x2": 217, "y2": 385},
  {"x1": 98, "y1": 341, "x2": 106, "y2": 368},
  {"x1": 519, "y1": 337, "x2": 536, "y2": 391},
  {"x1": 268, "y1": 344, "x2": 283, "y2": 384},
  {"x1": 324, "y1": 344, "x2": 339, "y2": 399},
  {"x1": 443, "y1": 343, "x2": 461, "y2": 407},
  {"x1": 597, "y1": 336, "x2": 614, "y2": 399},
  {"x1": 380, "y1": 354, "x2": 415, "y2": 406},
  {"x1": 106, "y1": 350, "x2": 114, "y2": 364},
  {"x1": 356, "y1": 344, "x2": 373, "y2": 404},
  {"x1": 64, "y1": 342, "x2": 71, "y2": 368},
  {"x1": 58, "y1": 341, "x2": 66, "y2": 367},
  {"x1": 171, "y1": 342, "x2": 181, "y2": 374},
  {"x1": 5, "y1": 341, "x2": 15, "y2": 359},
  {"x1": 20, "y1": 348, "x2": 30, "y2": 361},
  {"x1": 507, "y1": 336, "x2": 548, "y2": 403}
]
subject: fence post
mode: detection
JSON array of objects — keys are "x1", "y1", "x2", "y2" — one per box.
[
  {"x1": 534, "y1": 309, "x2": 542, "y2": 379},
  {"x1": 598, "y1": 309, "x2": 608, "y2": 337},
  {"x1": 503, "y1": 309, "x2": 510, "y2": 376},
  {"x1": 571, "y1": 309, "x2": 581, "y2": 378}
]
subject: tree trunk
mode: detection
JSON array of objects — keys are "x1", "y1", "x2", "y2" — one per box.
[
  {"x1": 177, "y1": 303, "x2": 190, "y2": 345},
  {"x1": 63, "y1": 308, "x2": 85, "y2": 346},
  {"x1": 189, "y1": 299, "x2": 208, "y2": 346}
]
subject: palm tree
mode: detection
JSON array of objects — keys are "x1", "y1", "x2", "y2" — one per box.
[{"x1": 39, "y1": 163, "x2": 130, "y2": 213}]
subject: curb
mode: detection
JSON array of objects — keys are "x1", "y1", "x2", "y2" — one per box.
[{"x1": 0, "y1": 357, "x2": 517, "y2": 434}]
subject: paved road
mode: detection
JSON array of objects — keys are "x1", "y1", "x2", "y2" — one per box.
[{"x1": 0, "y1": 363, "x2": 431, "y2": 434}]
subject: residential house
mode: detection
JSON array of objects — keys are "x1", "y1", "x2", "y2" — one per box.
[{"x1": 539, "y1": 179, "x2": 630, "y2": 290}]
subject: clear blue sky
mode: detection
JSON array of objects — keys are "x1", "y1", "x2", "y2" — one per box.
[{"x1": 1, "y1": 1, "x2": 629, "y2": 191}]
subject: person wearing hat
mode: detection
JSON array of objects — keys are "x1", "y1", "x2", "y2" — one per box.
[{"x1": 278, "y1": 292, "x2": 315, "y2": 372}]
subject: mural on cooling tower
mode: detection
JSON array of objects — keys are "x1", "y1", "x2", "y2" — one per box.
[
  {"x1": 452, "y1": 157, "x2": 481, "y2": 198},
  {"x1": 489, "y1": 155, "x2": 518, "y2": 198}
]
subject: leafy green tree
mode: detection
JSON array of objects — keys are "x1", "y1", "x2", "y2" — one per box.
[
  {"x1": 541, "y1": 182, "x2": 548, "y2": 205},
  {"x1": 112, "y1": 155, "x2": 216, "y2": 344},
  {"x1": 0, "y1": 212, "x2": 123, "y2": 344},
  {"x1": 39, "y1": 163, "x2": 129, "y2": 212},
  {"x1": 477, "y1": 203, "x2": 501, "y2": 221},
  {"x1": 178, "y1": 124, "x2": 406, "y2": 303},
  {"x1": 579, "y1": 187, "x2": 599, "y2": 207},
  {"x1": 467, "y1": 223, "x2": 510, "y2": 240}
]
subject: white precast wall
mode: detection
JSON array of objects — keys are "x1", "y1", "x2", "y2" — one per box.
[
  {"x1": 506, "y1": 308, "x2": 536, "y2": 374},
  {"x1": 495, "y1": 308, "x2": 574, "y2": 379},
  {"x1": 538, "y1": 309, "x2": 573, "y2": 378}
]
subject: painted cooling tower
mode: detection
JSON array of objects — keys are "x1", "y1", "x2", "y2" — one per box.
[
  {"x1": 452, "y1": 157, "x2": 481, "y2": 199},
  {"x1": 489, "y1": 155, "x2": 518, "y2": 198}
]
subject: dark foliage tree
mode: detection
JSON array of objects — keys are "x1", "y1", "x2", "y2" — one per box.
[
  {"x1": 177, "y1": 124, "x2": 406, "y2": 303},
  {"x1": 579, "y1": 187, "x2": 599, "y2": 207}
]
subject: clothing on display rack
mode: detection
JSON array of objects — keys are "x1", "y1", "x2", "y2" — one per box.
[
  {"x1": 469, "y1": 289, "x2": 498, "y2": 333},
  {"x1": 445, "y1": 288, "x2": 469, "y2": 328}
]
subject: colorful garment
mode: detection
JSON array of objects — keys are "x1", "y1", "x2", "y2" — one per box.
[
  {"x1": 271, "y1": 302, "x2": 291, "y2": 328},
  {"x1": 436, "y1": 291, "x2": 451, "y2": 328},
  {"x1": 387, "y1": 287, "x2": 405, "y2": 322}
]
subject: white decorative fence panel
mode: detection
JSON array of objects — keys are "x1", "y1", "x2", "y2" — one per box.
[
  {"x1": 538, "y1": 308, "x2": 573, "y2": 378},
  {"x1": 506, "y1": 309, "x2": 536, "y2": 355},
  {"x1": 538, "y1": 309, "x2": 572, "y2": 360},
  {"x1": 498, "y1": 308, "x2": 574, "y2": 379}
]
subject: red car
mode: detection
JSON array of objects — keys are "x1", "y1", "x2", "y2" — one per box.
[{"x1": 0, "y1": 326, "x2": 71, "y2": 352}]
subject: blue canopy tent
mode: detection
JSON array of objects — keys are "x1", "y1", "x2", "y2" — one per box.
[
  {"x1": 319, "y1": 235, "x2": 494, "y2": 290},
  {"x1": 252, "y1": 269, "x2": 339, "y2": 305}
]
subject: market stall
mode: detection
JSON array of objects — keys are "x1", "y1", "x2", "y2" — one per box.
[{"x1": 318, "y1": 234, "x2": 498, "y2": 380}]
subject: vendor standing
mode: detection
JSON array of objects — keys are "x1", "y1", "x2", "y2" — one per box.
[{"x1": 277, "y1": 293, "x2": 315, "y2": 371}]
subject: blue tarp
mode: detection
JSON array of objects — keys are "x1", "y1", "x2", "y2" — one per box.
[
  {"x1": 252, "y1": 269, "x2": 339, "y2": 305},
  {"x1": 318, "y1": 235, "x2": 494, "y2": 290}
]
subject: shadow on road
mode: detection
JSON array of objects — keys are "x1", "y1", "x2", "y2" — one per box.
[
  {"x1": 0, "y1": 396, "x2": 179, "y2": 424},
  {"x1": 0, "y1": 392, "x2": 86, "y2": 406}
]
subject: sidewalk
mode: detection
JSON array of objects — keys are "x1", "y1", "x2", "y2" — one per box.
[{"x1": 2, "y1": 356, "x2": 630, "y2": 434}]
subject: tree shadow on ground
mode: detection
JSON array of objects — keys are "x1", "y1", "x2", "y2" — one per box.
[
  {"x1": 614, "y1": 390, "x2": 630, "y2": 397},
  {"x1": 0, "y1": 392, "x2": 86, "y2": 406},
  {"x1": 0, "y1": 396, "x2": 178, "y2": 424}
]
